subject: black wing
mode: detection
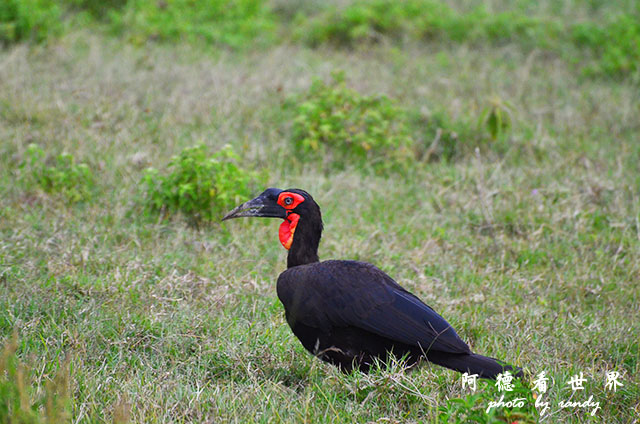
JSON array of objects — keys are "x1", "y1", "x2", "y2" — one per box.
[{"x1": 277, "y1": 260, "x2": 471, "y2": 355}]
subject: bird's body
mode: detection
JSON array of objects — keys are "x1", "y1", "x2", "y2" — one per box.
[
  {"x1": 277, "y1": 260, "x2": 513, "y2": 377},
  {"x1": 223, "y1": 188, "x2": 521, "y2": 379}
]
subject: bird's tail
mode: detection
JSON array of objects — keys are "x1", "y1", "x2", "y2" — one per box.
[{"x1": 426, "y1": 351, "x2": 523, "y2": 380}]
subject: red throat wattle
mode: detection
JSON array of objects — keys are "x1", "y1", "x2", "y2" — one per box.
[
  {"x1": 276, "y1": 191, "x2": 305, "y2": 250},
  {"x1": 279, "y1": 213, "x2": 300, "y2": 250}
]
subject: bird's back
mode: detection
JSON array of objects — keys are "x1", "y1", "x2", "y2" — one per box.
[{"x1": 276, "y1": 260, "x2": 472, "y2": 371}]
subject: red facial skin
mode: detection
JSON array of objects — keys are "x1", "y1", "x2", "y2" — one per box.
[{"x1": 277, "y1": 192, "x2": 305, "y2": 249}]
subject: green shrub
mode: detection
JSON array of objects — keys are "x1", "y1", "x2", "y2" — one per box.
[
  {"x1": 0, "y1": 336, "x2": 71, "y2": 423},
  {"x1": 295, "y1": 0, "x2": 558, "y2": 48},
  {"x1": 290, "y1": 72, "x2": 414, "y2": 173},
  {"x1": 62, "y1": 0, "x2": 128, "y2": 19},
  {"x1": 570, "y1": 15, "x2": 640, "y2": 78},
  {"x1": 294, "y1": 0, "x2": 638, "y2": 79},
  {"x1": 0, "y1": 0, "x2": 62, "y2": 44},
  {"x1": 295, "y1": 0, "x2": 429, "y2": 47},
  {"x1": 438, "y1": 378, "x2": 537, "y2": 423},
  {"x1": 109, "y1": 0, "x2": 277, "y2": 48},
  {"x1": 142, "y1": 144, "x2": 260, "y2": 224},
  {"x1": 295, "y1": 0, "x2": 511, "y2": 47},
  {"x1": 20, "y1": 144, "x2": 95, "y2": 202},
  {"x1": 481, "y1": 12, "x2": 555, "y2": 47}
]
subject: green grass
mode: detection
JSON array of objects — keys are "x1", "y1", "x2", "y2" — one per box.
[
  {"x1": 109, "y1": 0, "x2": 277, "y2": 49},
  {"x1": 2, "y1": 0, "x2": 639, "y2": 78},
  {"x1": 1, "y1": 2, "x2": 639, "y2": 422},
  {"x1": 0, "y1": 0, "x2": 63, "y2": 44}
]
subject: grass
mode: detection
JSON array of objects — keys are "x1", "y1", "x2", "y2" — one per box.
[
  {"x1": 2, "y1": 0, "x2": 640, "y2": 78},
  {"x1": 1, "y1": 4, "x2": 639, "y2": 422}
]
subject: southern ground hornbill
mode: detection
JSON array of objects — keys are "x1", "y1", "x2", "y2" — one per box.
[{"x1": 223, "y1": 188, "x2": 522, "y2": 379}]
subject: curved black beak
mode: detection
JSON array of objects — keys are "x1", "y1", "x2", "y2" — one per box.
[{"x1": 222, "y1": 188, "x2": 286, "y2": 221}]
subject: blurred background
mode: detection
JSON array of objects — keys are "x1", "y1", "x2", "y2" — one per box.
[{"x1": 1, "y1": 1, "x2": 639, "y2": 422}]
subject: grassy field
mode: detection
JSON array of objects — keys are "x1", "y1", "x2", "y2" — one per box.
[{"x1": 1, "y1": 1, "x2": 640, "y2": 422}]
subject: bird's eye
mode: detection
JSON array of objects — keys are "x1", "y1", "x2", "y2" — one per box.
[{"x1": 284, "y1": 197, "x2": 293, "y2": 206}]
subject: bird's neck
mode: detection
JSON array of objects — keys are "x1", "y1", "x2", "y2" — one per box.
[
  {"x1": 287, "y1": 243, "x2": 319, "y2": 268},
  {"x1": 286, "y1": 216, "x2": 322, "y2": 268}
]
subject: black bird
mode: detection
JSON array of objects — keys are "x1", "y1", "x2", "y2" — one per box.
[{"x1": 223, "y1": 188, "x2": 522, "y2": 379}]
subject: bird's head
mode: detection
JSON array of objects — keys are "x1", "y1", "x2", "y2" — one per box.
[{"x1": 222, "y1": 188, "x2": 322, "y2": 251}]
